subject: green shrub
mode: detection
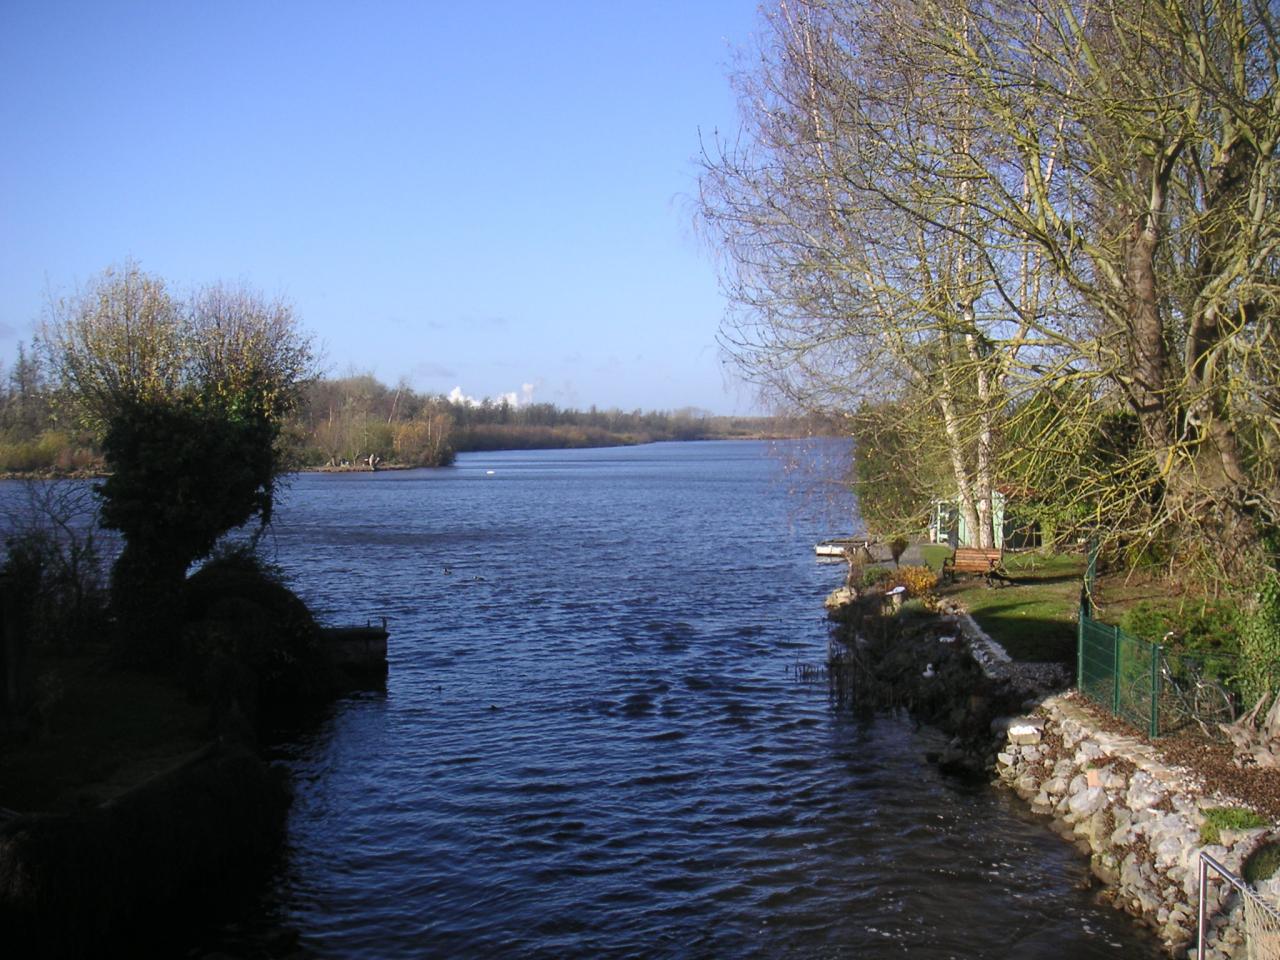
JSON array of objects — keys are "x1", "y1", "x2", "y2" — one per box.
[
  {"x1": 1120, "y1": 599, "x2": 1240, "y2": 651},
  {"x1": 1244, "y1": 842, "x2": 1280, "y2": 885},
  {"x1": 1200, "y1": 807, "x2": 1268, "y2": 845},
  {"x1": 861, "y1": 566, "x2": 894, "y2": 588},
  {"x1": 1239, "y1": 573, "x2": 1280, "y2": 709},
  {"x1": 1119, "y1": 599, "x2": 1242, "y2": 684}
]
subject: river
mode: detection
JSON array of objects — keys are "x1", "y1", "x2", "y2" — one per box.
[{"x1": 240, "y1": 440, "x2": 1160, "y2": 958}]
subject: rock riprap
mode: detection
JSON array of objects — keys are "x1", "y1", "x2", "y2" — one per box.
[{"x1": 997, "y1": 693, "x2": 1280, "y2": 958}]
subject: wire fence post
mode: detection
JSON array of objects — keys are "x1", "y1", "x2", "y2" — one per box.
[
  {"x1": 1112, "y1": 622, "x2": 1122, "y2": 714},
  {"x1": 1151, "y1": 641, "x2": 1162, "y2": 739},
  {"x1": 1077, "y1": 602, "x2": 1086, "y2": 690}
]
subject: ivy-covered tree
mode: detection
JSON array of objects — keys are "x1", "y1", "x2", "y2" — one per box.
[{"x1": 41, "y1": 263, "x2": 314, "y2": 664}]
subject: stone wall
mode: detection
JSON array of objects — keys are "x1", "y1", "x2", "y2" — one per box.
[{"x1": 997, "y1": 694, "x2": 1280, "y2": 958}]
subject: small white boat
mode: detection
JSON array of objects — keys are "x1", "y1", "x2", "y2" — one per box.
[{"x1": 815, "y1": 537, "x2": 872, "y2": 559}]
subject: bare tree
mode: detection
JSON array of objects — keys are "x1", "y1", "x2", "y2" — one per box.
[
  {"x1": 702, "y1": 0, "x2": 1279, "y2": 572},
  {"x1": 699, "y1": 0, "x2": 1063, "y2": 547}
]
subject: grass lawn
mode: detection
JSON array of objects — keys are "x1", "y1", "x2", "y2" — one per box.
[
  {"x1": 933, "y1": 546, "x2": 1230, "y2": 666},
  {"x1": 919, "y1": 543, "x2": 952, "y2": 572},
  {"x1": 0, "y1": 645, "x2": 208, "y2": 813},
  {"x1": 939, "y1": 551, "x2": 1087, "y2": 664}
]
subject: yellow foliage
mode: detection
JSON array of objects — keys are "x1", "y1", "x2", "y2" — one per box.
[
  {"x1": 891, "y1": 565, "x2": 939, "y2": 597},
  {"x1": 42, "y1": 264, "x2": 314, "y2": 436}
]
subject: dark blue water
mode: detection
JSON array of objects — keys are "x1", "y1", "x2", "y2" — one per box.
[
  {"x1": 253, "y1": 441, "x2": 1160, "y2": 958},
  {"x1": 0, "y1": 441, "x2": 1160, "y2": 957}
]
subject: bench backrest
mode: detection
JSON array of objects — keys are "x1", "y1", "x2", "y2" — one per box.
[
  {"x1": 955, "y1": 547, "x2": 1002, "y2": 561},
  {"x1": 951, "y1": 547, "x2": 1003, "y2": 572}
]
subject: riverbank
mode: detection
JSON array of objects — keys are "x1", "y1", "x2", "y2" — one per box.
[
  {"x1": 0, "y1": 555, "x2": 384, "y2": 957},
  {"x1": 0, "y1": 423, "x2": 824, "y2": 480},
  {"x1": 996, "y1": 693, "x2": 1280, "y2": 958},
  {"x1": 826, "y1": 577, "x2": 1279, "y2": 958},
  {"x1": 0, "y1": 433, "x2": 820, "y2": 482}
]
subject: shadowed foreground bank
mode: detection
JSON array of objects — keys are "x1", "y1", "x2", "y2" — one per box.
[
  {"x1": 0, "y1": 743, "x2": 288, "y2": 957},
  {"x1": 0, "y1": 549, "x2": 379, "y2": 957}
]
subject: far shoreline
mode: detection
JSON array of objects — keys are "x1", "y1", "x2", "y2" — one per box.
[{"x1": 0, "y1": 433, "x2": 826, "y2": 483}]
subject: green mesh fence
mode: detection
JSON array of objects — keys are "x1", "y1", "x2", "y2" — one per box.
[{"x1": 1078, "y1": 605, "x2": 1162, "y2": 738}]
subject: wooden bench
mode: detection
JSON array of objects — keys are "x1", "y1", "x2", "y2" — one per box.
[{"x1": 943, "y1": 547, "x2": 1006, "y2": 583}]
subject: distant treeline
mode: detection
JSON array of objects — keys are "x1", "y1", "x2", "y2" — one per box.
[
  {"x1": 0, "y1": 353, "x2": 808, "y2": 474},
  {"x1": 293, "y1": 374, "x2": 805, "y2": 466},
  {"x1": 0, "y1": 343, "x2": 100, "y2": 474}
]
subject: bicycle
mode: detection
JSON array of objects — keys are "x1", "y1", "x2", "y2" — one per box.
[{"x1": 1124, "y1": 637, "x2": 1236, "y2": 737}]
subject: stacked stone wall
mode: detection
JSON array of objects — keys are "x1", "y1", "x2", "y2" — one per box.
[{"x1": 997, "y1": 694, "x2": 1280, "y2": 958}]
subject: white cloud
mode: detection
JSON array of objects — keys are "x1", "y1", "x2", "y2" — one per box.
[
  {"x1": 448, "y1": 383, "x2": 536, "y2": 408},
  {"x1": 447, "y1": 386, "x2": 478, "y2": 406}
]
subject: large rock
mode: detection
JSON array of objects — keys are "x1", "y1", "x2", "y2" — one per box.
[
  {"x1": 1077, "y1": 809, "x2": 1113, "y2": 851},
  {"x1": 1125, "y1": 772, "x2": 1165, "y2": 811},
  {"x1": 1008, "y1": 718, "x2": 1045, "y2": 746},
  {"x1": 1067, "y1": 785, "x2": 1108, "y2": 821},
  {"x1": 824, "y1": 587, "x2": 858, "y2": 611},
  {"x1": 1092, "y1": 851, "x2": 1120, "y2": 886}
]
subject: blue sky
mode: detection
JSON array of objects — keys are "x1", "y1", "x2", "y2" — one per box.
[{"x1": 0, "y1": 1, "x2": 763, "y2": 414}]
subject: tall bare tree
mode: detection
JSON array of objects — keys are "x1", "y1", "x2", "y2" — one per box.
[
  {"x1": 702, "y1": 0, "x2": 1279, "y2": 572},
  {"x1": 699, "y1": 0, "x2": 1060, "y2": 546}
]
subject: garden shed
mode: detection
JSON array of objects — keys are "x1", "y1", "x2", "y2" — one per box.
[
  {"x1": 929, "y1": 490, "x2": 1041, "y2": 550},
  {"x1": 929, "y1": 492, "x2": 1005, "y2": 549}
]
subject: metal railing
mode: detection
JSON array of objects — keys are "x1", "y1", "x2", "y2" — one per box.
[{"x1": 1198, "y1": 852, "x2": 1280, "y2": 959}]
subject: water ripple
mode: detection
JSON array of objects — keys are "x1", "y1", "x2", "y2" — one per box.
[{"x1": 247, "y1": 443, "x2": 1162, "y2": 959}]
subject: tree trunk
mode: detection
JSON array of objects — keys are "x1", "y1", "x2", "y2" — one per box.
[
  {"x1": 936, "y1": 389, "x2": 982, "y2": 547},
  {"x1": 1125, "y1": 209, "x2": 1171, "y2": 452},
  {"x1": 1185, "y1": 129, "x2": 1257, "y2": 497},
  {"x1": 966, "y1": 322, "x2": 997, "y2": 549}
]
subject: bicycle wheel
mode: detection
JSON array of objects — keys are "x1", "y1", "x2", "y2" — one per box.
[
  {"x1": 1156, "y1": 679, "x2": 1192, "y2": 735},
  {"x1": 1123, "y1": 673, "x2": 1156, "y2": 731},
  {"x1": 1157, "y1": 665, "x2": 1192, "y2": 732},
  {"x1": 1193, "y1": 681, "x2": 1236, "y2": 731}
]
